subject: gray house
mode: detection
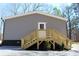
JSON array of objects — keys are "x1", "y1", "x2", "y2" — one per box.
[{"x1": 2, "y1": 11, "x2": 71, "y2": 50}]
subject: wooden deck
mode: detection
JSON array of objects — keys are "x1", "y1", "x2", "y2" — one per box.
[{"x1": 21, "y1": 29, "x2": 72, "y2": 50}]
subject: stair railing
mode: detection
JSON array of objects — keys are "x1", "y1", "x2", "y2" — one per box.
[
  {"x1": 21, "y1": 30, "x2": 37, "y2": 49},
  {"x1": 46, "y1": 29, "x2": 71, "y2": 49}
]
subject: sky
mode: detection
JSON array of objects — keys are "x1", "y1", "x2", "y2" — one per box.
[{"x1": 0, "y1": 3, "x2": 71, "y2": 17}]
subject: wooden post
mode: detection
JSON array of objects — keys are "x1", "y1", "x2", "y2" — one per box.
[
  {"x1": 53, "y1": 41, "x2": 55, "y2": 50},
  {"x1": 37, "y1": 40, "x2": 39, "y2": 50},
  {"x1": 50, "y1": 41, "x2": 55, "y2": 50},
  {"x1": 21, "y1": 38, "x2": 24, "y2": 48}
]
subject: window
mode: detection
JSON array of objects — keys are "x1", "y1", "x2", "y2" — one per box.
[
  {"x1": 38, "y1": 22, "x2": 46, "y2": 30},
  {"x1": 40, "y1": 24, "x2": 44, "y2": 29}
]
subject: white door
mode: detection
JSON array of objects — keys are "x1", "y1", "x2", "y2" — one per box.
[{"x1": 38, "y1": 22, "x2": 46, "y2": 39}]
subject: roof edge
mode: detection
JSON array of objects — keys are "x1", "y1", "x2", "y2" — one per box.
[{"x1": 4, "y1": 11, "x2": 67, "y2": 22}]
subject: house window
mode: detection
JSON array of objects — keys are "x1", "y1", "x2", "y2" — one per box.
[
  {"x1": 38, "y1": 22, "x2": 46, "y2": 30},
  {"x1": 40, "y1": 24, "x2": 44, "y2": 29}
]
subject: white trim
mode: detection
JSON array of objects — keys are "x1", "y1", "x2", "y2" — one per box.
[
  {"x1": 38, "y1": 22, "x2": 47, "y2": 30},
  {"x1": 5, "y1": 11, "x2": 67, "y2": 22}
]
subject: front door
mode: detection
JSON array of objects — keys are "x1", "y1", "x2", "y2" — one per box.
[{"x1": 38, "y1": 22, "x2": 46, "y2": 39}]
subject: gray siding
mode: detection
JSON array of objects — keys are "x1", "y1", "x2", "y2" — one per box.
[{"x1": 4, "y1": 13, "x2": 67, "y2": 40}]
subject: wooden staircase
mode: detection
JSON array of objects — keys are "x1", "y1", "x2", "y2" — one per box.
[
  {"x1": 21, "y1": 29, "x2": 72, "y2": 50},
  {"x1": 46, "y1": 29, "x2": 71, "y2": 49},
  {"x1": 21, "y1": 31, "x2": 37, "y2": 49}
]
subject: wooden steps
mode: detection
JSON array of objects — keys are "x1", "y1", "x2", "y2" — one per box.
[
  {"x1": 21, "y1": 29, "x2": 72, "y2": 50},
  {"x1": 46, "y1": 29, "x2": 71, "y2": 49},
  {"x1": 21, "y1": 31, "x2": 37, "y2": 49}
]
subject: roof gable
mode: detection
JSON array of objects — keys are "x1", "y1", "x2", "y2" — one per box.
[{"x1": 5, "y1": 11, "x2": 67, "y2": 22}]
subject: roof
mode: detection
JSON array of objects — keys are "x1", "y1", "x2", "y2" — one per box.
[{"x1": 5, "y1": 11, "x2": 67, "y2": 22}]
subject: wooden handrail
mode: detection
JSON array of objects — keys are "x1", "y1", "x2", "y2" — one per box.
[
  {"x1": 21, "y1": 30, "x2": 37, "y2": 49},
  {"x1": 46, "y1": 29, "x2": 71, "y2": 49}
]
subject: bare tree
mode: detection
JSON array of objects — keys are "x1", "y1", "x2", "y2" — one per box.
[
  {"x1": 31, "y1": 3, "x2": 42, "y2": 11},
  {"x1": 0, "y1": 9, "x2": 6, "y2": 34},
  {"x1": 62, "y1": 6, "x2": 73, "y2": 39},
  {"x1": 21, "y1": 3, "x2": 30, "y2": 13},
  {"x1": 21, "y1": 3, "x2": 43, "y2": 13},
  {"x1": 21, "y1": 3, "x2": 55, "y2": 14},
  {"x1": 9, "y1": 3, "x2": 21, "y2": 15}
]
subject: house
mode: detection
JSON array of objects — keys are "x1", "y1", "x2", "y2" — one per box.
[{"x1": 2, "y1": 11, "x2": 71, "y2": 50}]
